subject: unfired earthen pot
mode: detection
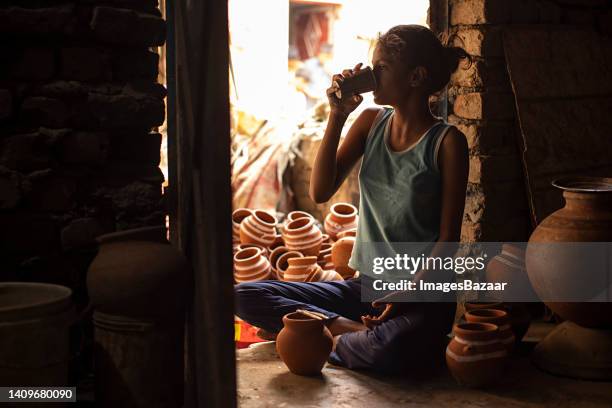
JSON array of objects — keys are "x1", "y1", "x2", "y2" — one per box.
[
  {"x1": 269, "y1": 246, "x2": 290, "y2": 280},
  {"x1": 239, "y1": 210, "x2": 278, "y2": 248},
  {"x1": 464, "y1": 309, "x2": 515, "y2": 353},
  {"x1": 276, "y1": 311, "x2": 333, "y2": 376},
  {"x1": 324, "y1": 203, "x2": 359, "y2": 241},
  {"x1": 275, "y1": 251, "x2": 303, "y2": 281},
  {"x1": 284, "y1": 256, "x2": 320, "y2": 282},
  {"x1": 233, "y1": 247, "x2": 271, "y2": 283},
  {"x1": 446, "y1": 322, "x2": 507, "y2": 388},
  {"x1": 525, "y1": 177, "x2": 612, "y2": 328},
  {"x1": 232, "y1": 208, "x2": 252, "y2": 244},
  {"x1": 282, "y1": 217, "x2": 323, "y2": 257}
]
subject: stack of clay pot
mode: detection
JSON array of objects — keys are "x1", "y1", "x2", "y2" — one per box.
[
  {"x1": 446, "y1": 322, "x2": 508, "y2": 387},
  {"x1": 231, "y1": 203, "x2": 359, "y2": 284}
]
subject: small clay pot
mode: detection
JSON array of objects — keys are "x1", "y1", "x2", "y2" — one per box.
[
  {"x1": 267, "y1": 234, "x2": 285, "y2": 251},
  {"x1": 331, "y1": 236, "x2": 356, "y2": 279},
  {"x1": 276, "y1": 311, "x2": 333, "y2": 376},
  {"x1": 275, "y1": 251, "x2": 303, "y2": 281},
  {"x1": 324, "y1": 203, "x2": 358, "y2": 241},
  {"x1": 336, "y1": 228, "x2": 357, "y2": 239},
  {"x1": 465, "y1": 301, "x2": 530, "y2": 344},
  {"x1": 233, "y1": 247, "x2": 271, "y2": 283},
  {"x1": 321, "y1": 234, "x2": 332, "y2": 244},
  {"x1": 239, "y1": 210, "x2": 278, "y2": 247},
  {"x1": 464, "y1": 309, "x2": 515, "y2": 353},
  {"x1": 269, "y1": 246, "x2": 290, "y2": 280},
  {"x1": 233, "y1": 243, "x2": 269, "y2": 259},
  {"x1": 284, "y1": 256, "x2": 320, "y2": 282},
  {"x1": 446, "y1": 322, "x2": 507, "y2": 388},
  {"x1": 232, "y1": 208, "x2": 252, "y2": 244},
  {"x1": 311, "y1": 269, "x2": 343, "y2": 282},
  {"x1": 282, "y1": 217, "x2": 323, "y2": 257}
]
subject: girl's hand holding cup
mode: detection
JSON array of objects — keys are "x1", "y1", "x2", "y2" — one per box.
[{"x1": 326, "y1": 63, "x2": 364, "y2": 119}]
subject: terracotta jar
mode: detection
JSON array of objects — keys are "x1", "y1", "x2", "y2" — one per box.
[
  {"x1": 276, "y1": 311, "x2": 333, "y2": 376},
  {"x1": 317, "y1": 243, "x2": 333, "y2": 264},
  {"x1": 464, "y1": 309, "x2": 515, "y2": 353},
  {"x1": 268, "y1": 234, "x2": 285, "y2": 251},
  {"x1": 284, "y1": 256, "x2": 320, "y2": 282},
  {"x1": 309, "y1": 268, "x2": 343, "y2": 282},
  {"x1": 233, "y1": 247, "x2": 272, "y2": 283},
  {"x1": 269, "y1": 246, "x2": 290, "y2": 280},
  {"x1": 240, "y1": 210, "x2": 278, "y2": 248},
  {"x1": 282, "y1": 217, "x2": 323, "y2": 257},
  {"x1": 275, "y1": 251, "x2": 303, "y2": 281},
  {"x1": 525, "y1": 177, "x2": 612, "y2": 328},
  {"x1": 286, "y1": 211, "x2": 313, "y2": 223},
  {"x1": 331, "y1": 236, "x2": 356, "y2": 279},
  {"x1": 87, "y1": 226, "x2": 188, "y2": 407},
  {"x1": 336, "y1": 228, "x2": 357, "y2": 239},
  {"x1": 324, "y1": 203, "x2": 359, "y2": 241},
  {"x1": 464, "y1": 301, "x2": 530, "y2": 345},
  {"x1": 232, "y1": 208, "x2": 252, "y2": 244},
  {"x1": 320, "y1": 253, "x2": 335, "y2": 270},
  {"x1": 446, "y1": 322, "x2": 507, "y2": 388},
  {"x1": 321, "y1": 234, "x2": 332, "y2": 244},
  {"x1": 233, "y1": 243, "x2": 269, "y2": 258}
]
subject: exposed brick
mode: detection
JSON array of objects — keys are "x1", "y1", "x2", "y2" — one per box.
[
  {"x1": 60, "y1": 48, "x2": 112, "y2": 81},
  {"x1": 21, "y1": 97, "x2": 70, "y2": 128},
  {"x1": 91, "y1": 7, "x2": 166, "y2": 47},
  {"x1": 453, "y1": 92, "x2": 516, "y2": 120},
  {"x1": 0, "y1": 167, "x2": 22, "y2": 209},
  {"x1": 25, "y1": 170, "x2": 77, "y2": 212},
  {"x1": 0, "y1": 89, "x2": 11, "y2": 120},
  {"x1": 0, "y1": 212, "x2": 60, "y2": 254},
  {"x1": 450, "y1": 0, "x2": 509, "y2": 25},
  {"x1": 109, "y1": 131, "x2": 161, "y2": 165},
  {"x1": 0, "y1": 132, "x2": 55, "y2": 172},
  {"x1": 59, "y1": 131, "x2": 110, "y2": 165},
  {"x1": 11, "y1": 48, "x2": 56, "y2": 80},
  {"x1": 469, "y1": 154, "x2": 524, "y2": 184},
  {"x1": 453, "y1": 26, "x2": 503, "y2": 58},
  {"x1": 87, "y1": 91, "x2": 165, "y2": 129},
  {"x1": 0, "y1": 5, "x2": 75, "y2": 35},
  {"x1": 112, "y1": 49, "x2": 159, "y2": 80},
  {"x1": 448, "y1": 116, "x2": 519, "y2": 155},
  {"x1": 61, "y1": 217, "x2": 106, "y2": 250},
  {"x1": 450, "y1": 59, "x2": 510, "y2": 90}
]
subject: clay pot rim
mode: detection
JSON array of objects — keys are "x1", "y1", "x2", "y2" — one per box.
[
  {"x1": 285, "y1": 217, "x2": 315, "y2": 231},
  {"x1": 552, "y1": 176, "x2": 612, "y2": 193},
  {"x1": 330, "y1": 202, "x2": 357, "y2": 218},
  {"x1": 465, "y1": 308, "x2": 508, "y2": 319},
  {"x1": 465, "y1": 300, "x2": 504, "y2": 309},
  {"x1": 455, "y1": 322, "x2": 499, "y2": 333},
  {"x1": 232, "y1": 208, "x2": 253, "y2": 223},
  {"x1": 276, "y1": 251, "x2": 304, "y2": 271},
  {"x1": 234, "y1": 247, "x2": 262, "y2": 262},
  {"x1": 283, "y1": 311, "x2": 327, "y2": 326},
  {"x1": 269, "y1": 246, "x2": 290, "y2": 263},
  {"x1": 252, "y1": 210, "x2": 278, "y2": 226},
  {"x1": 337, "y1": 229, "x2": 357, "y2": 239},
  {"x1": 287, "y1": 211, "x2": 313, "y2": 222},
  {"x1": 287, "y1": 255, "x2": 318, "y2": 266}
]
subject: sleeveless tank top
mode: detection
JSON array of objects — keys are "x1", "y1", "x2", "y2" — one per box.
[{"x1": 348, "y1": 107, "x2": 454, "y2": 278}]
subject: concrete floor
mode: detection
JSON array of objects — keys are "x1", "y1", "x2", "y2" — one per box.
[{"x1": 237, "y1": 323, "x2": 612, "y2": 408}]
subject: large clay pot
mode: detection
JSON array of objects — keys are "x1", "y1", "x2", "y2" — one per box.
[
  {"x1": 275, "y1": 251, "x2": 303, "y2": 281},
  {"x1": 446, "y1": 322, "x2": 507, "y2": 388},
  {"x1": 232, "y1": 208, "x2": 252, "y2": 244},
  {"x1": 276, "y1": 311, "x2": 333, "y2": 376},
  {"x1": 525, "y1": 177, "x2": 612, "y2": 328},
  {"x1": 233, "y1": 247, "x2": 272, "y2": 283},
  {"x1": 282, "y1": 217, "x2": 323, "y2": 257},
  {"x1": 464, "y1": 309, "x2": 515, "y2": 353},
  {"x1": 331, "y1": 236, "x2": 356, "y2": 279},
  {"x1": 87, "y1": 226, "x2": 188, "y2": 407},
  {"x1": 284, "y1": 256, "x2": 320, "y2": 282},
  {"x1": 240, "y1": 210, "x2": 278, "y2": 248},
  {"x1": 324, "y1": 203, "x2": 359, "y2": 241}
]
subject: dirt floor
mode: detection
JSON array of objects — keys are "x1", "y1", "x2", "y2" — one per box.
[{"x1": 236, "y1": 322, "x2": 612, "y2": 408}]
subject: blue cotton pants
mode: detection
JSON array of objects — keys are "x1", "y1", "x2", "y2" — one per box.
[{"x1": 234, "y1": 277, "x2": 456, "y2": 374}]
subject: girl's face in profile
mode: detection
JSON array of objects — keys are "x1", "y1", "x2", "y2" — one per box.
[{"x1": 371, "y1": 45, "x2": 414, "y2": 106}]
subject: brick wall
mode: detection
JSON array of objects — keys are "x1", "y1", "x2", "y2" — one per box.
[
  {"x1": 0, "y1": 1, "x2": 166, "y2": 294},
  {"x1": 442, "y1": 0, "x2": 612, "y2": 242}
]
